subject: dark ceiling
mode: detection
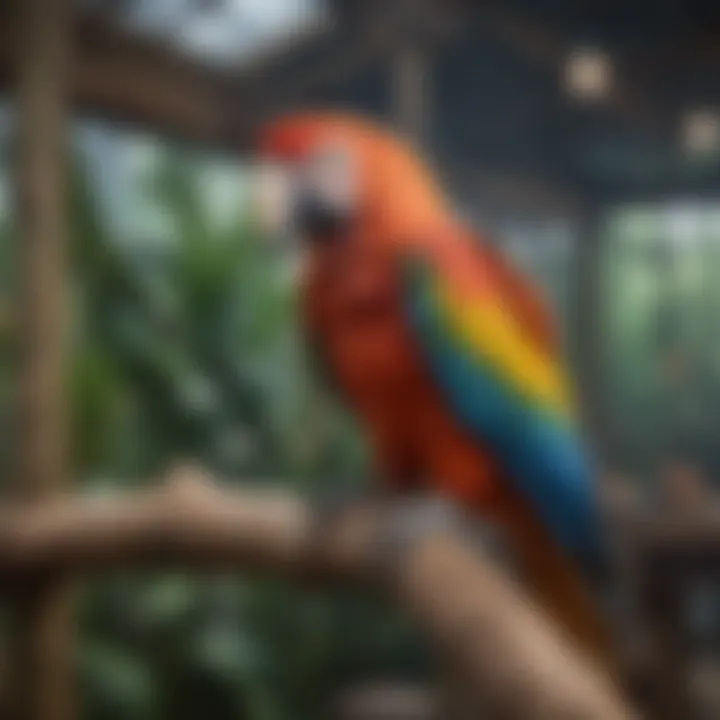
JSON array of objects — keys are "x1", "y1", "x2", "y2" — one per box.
[{"x1": 262, "y1": 0, "x2": 720, "y2": 202}]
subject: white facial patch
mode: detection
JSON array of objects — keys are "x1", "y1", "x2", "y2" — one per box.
[
  {"x1": 251, "y1": 160, "x2": 308, "y2": 286},
  {"x1": 301, "y1": 140, "x2": 358, "y2": 215},
  {"x1": 252, "y1": 161, "x2": 295, "y2": 238}
]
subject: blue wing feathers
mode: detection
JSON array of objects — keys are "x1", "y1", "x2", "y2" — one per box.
[{"x1": 402, "y1": 258, "x2": 605, "y2": 569}]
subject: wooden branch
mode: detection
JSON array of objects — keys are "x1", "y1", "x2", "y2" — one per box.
[
  {"x1": 0, "y1": 467, "x2": 636, "y2": 720},
  {"x1": 623, "y1": 506, "x2": 720, "y2": 564}
]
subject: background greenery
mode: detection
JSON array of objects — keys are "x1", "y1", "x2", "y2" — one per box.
[
  {"x1": 2, "y1": 126, "x2": 720, "y2": 717},
  {"x1": 602, "y1": 205, "x2": 720, "y2": 480},
  {"x1": 1, "y1": 136, "x2": 430, "y2": 719}
]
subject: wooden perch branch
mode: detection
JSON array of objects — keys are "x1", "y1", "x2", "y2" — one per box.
[{"x1": 0, "y1": 467, "x2": 636, "y2": 720}]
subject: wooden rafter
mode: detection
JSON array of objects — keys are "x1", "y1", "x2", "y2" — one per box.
[
  {"x1": 230, "y1": 11, "x2": 408, "y2": 147},
  {"x1": 0, "y1": 1, "x2": 394, "y2": 149},
  {"x1": 0, "y1": 3, "x2": 231, "y2": 146},
  {"x1": 1, "y1": 0, "x2": 714, "y2": 156},
  {"x1": 0, "y1": 0, "x2": 588, "y2": 214},
  {"x1": 0, "y1": 2, "x2": 414, "y2": 151}
]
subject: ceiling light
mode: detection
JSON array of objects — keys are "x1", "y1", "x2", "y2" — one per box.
[
  {"x1": 682, "y1": 109, "x2": 720, "y2": 156},
  {"x1": 563, "y1": 48, "x2": 612, "y2": 101}
]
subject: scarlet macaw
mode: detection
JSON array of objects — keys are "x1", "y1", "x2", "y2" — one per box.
[{"x1": 255, "y1": 111, "x2": 616, "y2": 670}]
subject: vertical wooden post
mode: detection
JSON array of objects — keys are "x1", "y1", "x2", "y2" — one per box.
[
  {"x1": 390, "y1": 0, "x2": 433, "y2": 150},
  {"x1": 9, "y1": 1, "x2": 74, "y2": 719},
  {"x1": 571, "y1": 202, "x2": 607, "y2": 459},
  {"x1": 392, "y1": 44, "x2": 429, "y2": 149},
  {"x1": 638, "y1": 553, "x2": 693, "y2": 720},
  {"x1": 13, "y1": 0, "x2": 73, "y2": 496}
]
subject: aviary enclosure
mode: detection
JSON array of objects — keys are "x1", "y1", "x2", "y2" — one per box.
[{"x1": 2, "y1": 0, "x2": 720, "y2": 718}]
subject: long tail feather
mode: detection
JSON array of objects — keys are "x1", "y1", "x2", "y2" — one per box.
[{"x1": 503, "y1": 501, "x2": 620, "y2": 678}]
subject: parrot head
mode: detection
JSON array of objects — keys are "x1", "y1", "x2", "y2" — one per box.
[{"x1": 253, "y1": 111, "x2": 452, "y2": 249}]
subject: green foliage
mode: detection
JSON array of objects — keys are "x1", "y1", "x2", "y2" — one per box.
[
  {"x1": 20, "y1": 138, "x2": 720, "y2": 719},
  {"x1": 51, "y1": 143, "x2": 422, "y2": 720},
  {"x1": 68, "y1": 148, "x2": 290, "y2": 478},
  {"x1": 602, "y1": 205, "x2": 720, "y2": 477}
]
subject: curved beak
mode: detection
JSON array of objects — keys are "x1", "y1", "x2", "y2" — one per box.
[{"x1": 251, "y1": 142, "x2": 358, "y2": 244}]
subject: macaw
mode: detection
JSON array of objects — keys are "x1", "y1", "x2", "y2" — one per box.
[{"x1": 255, "y1": 111, "x2": 617, "y2": 671}]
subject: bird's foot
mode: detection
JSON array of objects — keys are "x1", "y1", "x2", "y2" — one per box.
[
  {"x1": 308, "y1": 482, "x2": 449, "y2": 547},
  {"x1": 307, "y1": 482, "x2": 388, "y2": 539},
  {"x1": 309, "y1": 485, "x2": 511, "y2": 581}
]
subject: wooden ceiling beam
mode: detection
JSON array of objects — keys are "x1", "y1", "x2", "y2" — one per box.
[
  {"x1": 0, "y1": 2, "x2": 386, "y2": 150},
  {"x1": 0, "y1": 0, "x2": 588, "y2": 212},
  {"x1": 230, "y1": 13, "x2": 407, "y2": 147},
  {"x1": 0, "y1": 1, "x2": 411, "y2": 151},
  {"x1": 0, "y1": 3, "x2": 233, "y2": 147}
]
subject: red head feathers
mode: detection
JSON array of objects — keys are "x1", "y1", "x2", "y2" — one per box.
[{"x1": 256, "y1": 111, "x2": 454, "y2": 245}]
